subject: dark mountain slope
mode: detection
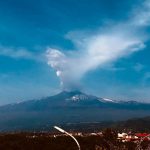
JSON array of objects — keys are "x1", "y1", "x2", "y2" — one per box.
[{"x1": 0, "y1": 91, "x2": 149, "y2": 131}]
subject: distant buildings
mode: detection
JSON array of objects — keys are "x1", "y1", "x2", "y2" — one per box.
[{"x1": 118, "y1": 132, "x2": 150, "y2": 142}]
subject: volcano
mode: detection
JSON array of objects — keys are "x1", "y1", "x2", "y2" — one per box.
[{"x1": 0, "y1": 91, "x2": 150, "y2": 131}]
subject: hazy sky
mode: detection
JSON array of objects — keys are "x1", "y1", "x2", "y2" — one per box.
[{"x1": 0, "y1": 0, "x2": 150, "y2": 104}]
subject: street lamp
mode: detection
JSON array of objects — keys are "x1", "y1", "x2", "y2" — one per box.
[{"x1": 54, "y1": 126, "x2": 81, "y2": 150}]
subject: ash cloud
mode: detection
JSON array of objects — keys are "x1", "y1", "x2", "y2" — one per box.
[{"x1": 46, "y1": 0, "x2": 149, "y2": 90}]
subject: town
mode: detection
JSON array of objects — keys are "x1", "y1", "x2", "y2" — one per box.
[{"x1": 0, "y1": 129, "x2": 150, "y2": 150}]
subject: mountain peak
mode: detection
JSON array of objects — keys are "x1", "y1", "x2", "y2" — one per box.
[
  {"x1": 52, "y1": 90, "x2": 87, "y2": 102},
  {"x1": 61, "y1": 90, "x2": 99, "y2": 102},
  {"x1": 58, "y1": 90, "x2": 84, "y2": 96},
  {"x1": 66, "y1": 90, "x2": 83, "y2": 95}
]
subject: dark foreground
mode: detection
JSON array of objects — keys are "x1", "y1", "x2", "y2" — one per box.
[{"x1": 0, "y1": 131, "x2": 150, "y2": 150}]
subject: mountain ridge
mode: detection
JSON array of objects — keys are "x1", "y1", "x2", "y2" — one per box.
[
  {"x1": 1, "y1": 90, "x2": 149, "y2": 108},
  {"x1": 0, "y1": 90, "x2": 150, "y2": 131}
]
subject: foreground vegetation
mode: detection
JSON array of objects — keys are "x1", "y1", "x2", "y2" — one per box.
[{"x1": 0, "y1": 129, "x2": 150, "y2": 150}]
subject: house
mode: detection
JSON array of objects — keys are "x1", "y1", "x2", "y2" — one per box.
[{"x1": 135, "y1": 133, "x2": 150, "y2": 141}]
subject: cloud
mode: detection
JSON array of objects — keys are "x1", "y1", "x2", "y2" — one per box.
[
  {"x1": 0, "y1": 45, "x2": 31, "y2": 58},
  {"x1": 142, "y1": 72, "x2": 150, "y2": 86},
  {"x1": 131, "y1": 0, "x2": 150, "y2": 26},
  {"x1": 0, "y1": 45, "x2": 42, "y2": 61},
  {"x1": 46, "y1": 0, "x2": 149, "y2": 90},
  {"x1": 133, "y1": 63, "x2": 144, "y2": 72}
]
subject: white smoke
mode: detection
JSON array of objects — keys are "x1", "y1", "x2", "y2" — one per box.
[{"x1": 46, "y1": 0, "x2": 149, "y2": 90}]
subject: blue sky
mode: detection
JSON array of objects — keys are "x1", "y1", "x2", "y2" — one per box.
[{"x1": 0, "y1": 0, "x2": 150, "y2": 104}]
